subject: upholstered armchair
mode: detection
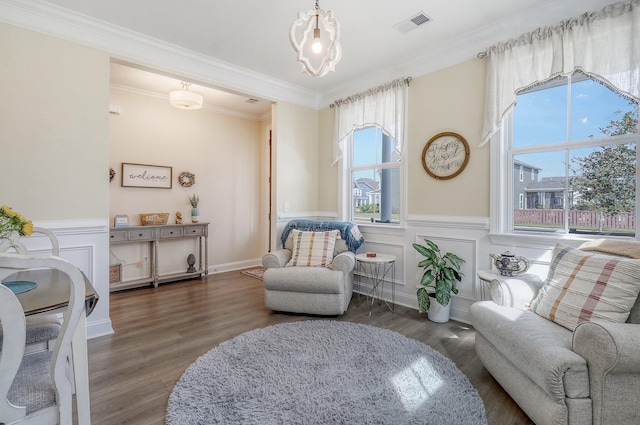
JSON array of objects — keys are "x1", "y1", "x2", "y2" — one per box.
[
  {"x1": 262, "y1": 220, "x2": 364, "y2": 315},
  {"x1": 471, "y1": 240, "x2": 640, "y2": 425}
]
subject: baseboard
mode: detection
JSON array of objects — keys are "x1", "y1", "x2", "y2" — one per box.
[{"x1": 87, "y1": 318, "x2": 114, "y2": 339}]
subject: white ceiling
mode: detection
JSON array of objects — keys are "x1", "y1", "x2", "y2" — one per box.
[{"x1": 21, "y1": 0, "x2": 620, "y2": 118}]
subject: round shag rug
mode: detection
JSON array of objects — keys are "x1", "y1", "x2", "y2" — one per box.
[{"x1": 166, "y1": 321, "x2": 487, "y2": 425}]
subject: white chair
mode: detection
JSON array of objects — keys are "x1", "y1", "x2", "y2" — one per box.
[
  {"x1": 0, "y1": 253, "x2": 86, "y2": 425},
  {"x1": 0, "y1": 228, "x2": 62, "y2": 353}
]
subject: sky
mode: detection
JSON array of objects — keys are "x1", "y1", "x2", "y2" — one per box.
[{"x1": 513, "y1": 76, "x2": 637, "y2": 178}]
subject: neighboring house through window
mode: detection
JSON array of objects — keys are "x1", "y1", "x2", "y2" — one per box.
[
  {"x1": 509, "y1": 72, "x2": 638, "y2": 235},
  {"x1": 519, "y1": 165, "x2": 523, "y2": 182},
  {"x1": 349, "y1": 127, "x2": 401, "y2": 224},
  {"x1": 482, "y1": 5, "x2": 639, "y2": 238}
]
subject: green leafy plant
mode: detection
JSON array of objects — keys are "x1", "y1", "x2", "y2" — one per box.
[
  {"x1": 412, "y1": 239, "x2": 464, "y2": 313},
  {"x1": 188, "y1": 195, "x2": 199, "y2": 208}
]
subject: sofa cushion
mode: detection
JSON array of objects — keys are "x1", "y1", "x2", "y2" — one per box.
[
  {"x1": 263, "y1": 267, "x2": 343, "y2": 294},
  {"x1": 285, "y1": 230, "x2": 340, "y2": 268},
  {"x1": 285, "y1": 231, "x2": 349, "y2": 256},
  {"x1": 471, "y1": 301, "x2": 589, "y2": 400},
  {"x1": 531, "y1": 243, "x2": 640, "y2": 331}
]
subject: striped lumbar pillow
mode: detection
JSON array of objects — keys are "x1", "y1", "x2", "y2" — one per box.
[
  {"x1": 286, "y1": 229, "x2": 340, "y2": 268},
  {"x1": 530, "y1": 243, "x2": 640, "y2": 331}
]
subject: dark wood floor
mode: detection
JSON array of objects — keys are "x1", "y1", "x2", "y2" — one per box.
[{"x1": 87, "y1": 270, "x2": 534, "y2": 425}]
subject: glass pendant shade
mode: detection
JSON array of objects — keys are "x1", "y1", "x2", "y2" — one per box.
[
  {"x1": 290, "y1": 2, "x2": 341, "y2": 77},
  {"x1": 170, "y1": 82, "x2": 203, "y2": 109}
]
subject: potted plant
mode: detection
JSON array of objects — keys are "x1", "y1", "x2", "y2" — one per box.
[
  {"x1": 188, "y1": 195, "x2": 199, "y2": 223},
  {"x1": 412, "y1": 238, "x2": 464, "y2": 323}
]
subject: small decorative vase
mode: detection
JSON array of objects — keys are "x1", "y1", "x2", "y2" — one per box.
[{"x1": 191, "y1": 208, "x2": 199, "y2": 223}]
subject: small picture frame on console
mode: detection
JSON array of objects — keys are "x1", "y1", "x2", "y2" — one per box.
[{"x1": 114, "y1": 215, "x2": 129, "y2": 228}]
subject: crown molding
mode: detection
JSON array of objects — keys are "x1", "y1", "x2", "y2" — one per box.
[
  {"x1": 0, "y1": 0, "x2": 321, "y2": 110},
  {"x1": 110, "y1": 84, "x2": 270, "y2": 121},
  {"x1": 319, "y1": 0, "x2": 597, "y2": 107}
]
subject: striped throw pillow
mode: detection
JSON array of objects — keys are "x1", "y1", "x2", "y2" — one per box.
[
  {"x1": 530, "y1": 243, "x2": 640, "y2": 331},
  {"x1": 286, "y1": 230, "x2": 340, "y2": 268}
]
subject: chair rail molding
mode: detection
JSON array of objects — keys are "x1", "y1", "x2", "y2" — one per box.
[
  {"x1": 407, "y1": 214, "x2": 489, "y2": 230},
  {"x1": 21, "y1": 219, "x2": 113, "y2": 339}
]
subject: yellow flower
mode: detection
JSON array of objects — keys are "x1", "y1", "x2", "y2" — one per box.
[
  {"x1": 22, "y1": 220, "x2": 34, "y2": 236},
  {"x1": 0, "y1": 205, "x2": 33, "y2": 242},
  {"x1": 1, "y1": 205, "x2": 16, "y2": 217}
]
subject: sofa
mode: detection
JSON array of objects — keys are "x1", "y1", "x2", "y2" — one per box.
[
  {"x1": 471, "y1": 241, "x2": 640, "y2": 425},
  {"x1": 262, "y1": 220, "x2": 364, "y2": 315}
]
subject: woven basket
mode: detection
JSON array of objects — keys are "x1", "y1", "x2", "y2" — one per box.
[{"x1": 139, "y1": 213, "x2": 169, "y2": 226}]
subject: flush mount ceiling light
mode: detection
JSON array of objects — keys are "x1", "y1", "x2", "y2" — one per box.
[
  {"x1": 289, "y1": 0, "x2": 342, "y2": 77},
  {"x1": 169, "y1": 82, "x2": 203, "y2": 110}
]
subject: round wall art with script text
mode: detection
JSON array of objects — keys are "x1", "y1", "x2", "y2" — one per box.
[{"x1": 421, "y1": 132, "x2": 470, "y2": 180}]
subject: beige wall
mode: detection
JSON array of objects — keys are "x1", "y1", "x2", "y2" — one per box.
[
  {"x1": 317, "y1": 107, "x2": 338, "y2": 214},
  {"x1": 272, "y1": 102, "x2": 320, "y2": 217},
  {"x1": 316, "y1": 59, "x2": 489, "y2": 220},
  {"x1": 408, "y1": 59, "x2": 489, "y2": 217},
  {"x1": 109, "y1": 91, "x2": 265, "y2": 274},
  {"x1": 0, "y1": 22, "x2": 109, "y2": 220}
]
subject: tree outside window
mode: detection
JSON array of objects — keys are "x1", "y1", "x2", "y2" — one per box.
[{"x1": 511, "y1": 72, "x2": 639, "y2": 236}]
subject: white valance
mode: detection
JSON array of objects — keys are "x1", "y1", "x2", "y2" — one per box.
[
  {"x1": 332, "y1": 78, "x2": 409, "y2": 164},
  {"x1": 480, "y1": 0, "x2": 640, "y2": 146}
]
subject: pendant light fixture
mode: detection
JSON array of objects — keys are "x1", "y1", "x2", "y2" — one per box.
[
  {"x1": 289, "y1": 0, "x2": 341, "y2": 77},
  {"x1": 169, "y1": 82, "x2": 203, "y2": 110}
]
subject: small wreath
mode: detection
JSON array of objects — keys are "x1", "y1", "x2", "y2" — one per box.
[
  {"x1": 109, "y1": 167, "x2": 116, "y2": 182},
  {"x1": 178, "y1": 171, "x2": 196, "y2": 187}
]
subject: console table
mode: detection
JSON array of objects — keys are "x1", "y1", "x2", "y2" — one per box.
[{"x1": 109, "y1": 223, "x2": 208, "y2": 291}]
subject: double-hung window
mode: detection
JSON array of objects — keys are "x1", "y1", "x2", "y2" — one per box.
[
  {"x1": 334, "y1": 78, "x2": 408, "y2": 225},
  {"x1": 348, "y1": 127, "x2": 401, "y2": 224},
  {"x1": 506, "y1": 72, "x2": 638, "y2": 236}
]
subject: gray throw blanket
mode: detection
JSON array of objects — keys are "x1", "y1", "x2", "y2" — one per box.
[{"x1": 280, "y1": 220, "x2": 364, "y2": 252}]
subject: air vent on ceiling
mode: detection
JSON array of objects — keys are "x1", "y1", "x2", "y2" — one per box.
[
  {"x1": 393, "y1": 11, "x2": 432, "y2": 34},
  {"x1": 245, "y1": 98, "x2": 259, "y2": 104}
]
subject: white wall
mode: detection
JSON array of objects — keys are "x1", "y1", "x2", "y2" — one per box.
[{"x1": 109, "y1": 89, "x2": 267, "y2": 278}]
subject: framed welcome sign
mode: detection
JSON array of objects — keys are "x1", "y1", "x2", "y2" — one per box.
[{"x1": 121, "y1": 162, "x2": 173, "y2": 189}]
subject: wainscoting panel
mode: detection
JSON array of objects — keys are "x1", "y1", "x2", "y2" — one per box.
[
  {"x1": 19, "y1": 220, "x2": 113, "y2": 339},
  {"x1": 354, "y1": 240, "x2": 408, "y2": 306}
]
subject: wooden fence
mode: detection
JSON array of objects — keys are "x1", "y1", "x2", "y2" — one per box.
[{"x1": 514, "y1": 209, "x2": 635, "y2": 230}]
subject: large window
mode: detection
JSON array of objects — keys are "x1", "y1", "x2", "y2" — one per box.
[
  {"x1": 348, "y1": 127, "x2": 401, "y2": 224},
  {"x1": 508, "y1": 72, "x2": 638, "y2": 236}
]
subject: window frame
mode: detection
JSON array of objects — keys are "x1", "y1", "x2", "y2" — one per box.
[
  {"x1": 490, "y1": 79, "x2": 640, "y2": 244},
  {"x1": 339, "y1": 126, "x2": 406, "y2": 227}
]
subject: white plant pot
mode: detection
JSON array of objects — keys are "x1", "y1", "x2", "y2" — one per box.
[{"x1": 427, "y1": 296, "x2": 451, "y2": 323}]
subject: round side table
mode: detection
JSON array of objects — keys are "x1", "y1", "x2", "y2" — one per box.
[{"x1": 355, "y1": 253, "x2": 396, "y2": 315}]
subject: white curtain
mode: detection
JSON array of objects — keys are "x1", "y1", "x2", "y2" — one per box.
[
  {"x1": 480, "y1": 0, "x2": 640, "y2": 146},
  {"x1": 333, "y1": 78, "x2": 409, "y2": 164}
]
